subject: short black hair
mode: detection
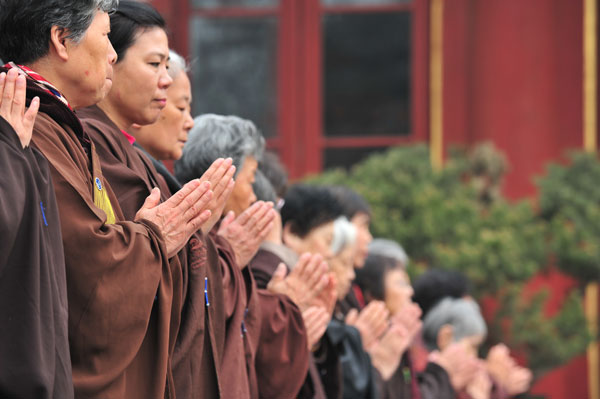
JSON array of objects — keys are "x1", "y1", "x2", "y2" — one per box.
[
  {"x1": 327, "y1": 185, "x2": 371, "y2": 219},
  {"x1": 355, "y1": 254, "x2": 399, "y2": 301},
  {"x1": 0, "y1": 0, "x2": 118, "y2": 64},
  {"x1": 253, "y1": 170, "x2": 277, "y2": 203},
  {"x1": 109, "y1": 0, "x2": 166, "y2": 63},
  {"x1": 281, "y1": 184, "x2": 344, "y2": 238},
  {"x1": 412, "y1": 268, "x2": 471, "y2": 318}
]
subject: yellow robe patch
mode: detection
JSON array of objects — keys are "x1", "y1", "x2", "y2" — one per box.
[{"x1": 93, "y1": 176, "x2": 116, "y2": 225}]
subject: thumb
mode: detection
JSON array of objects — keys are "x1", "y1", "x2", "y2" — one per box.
[
  {"x1": 345, "y1": 308, "x2": 358, "y2": 325},
  {"x1": 141, "y1": 187, "x2": 161, "y2": 210},
  {"x1": 272, "y1": 262, "x2": 287, "y2": 281},
  {"x1": 220, "y1": 210, "x2": 236, "y2": 230}
]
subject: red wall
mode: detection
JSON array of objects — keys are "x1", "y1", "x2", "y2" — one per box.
[
  {"x1": 443, "y1": 0, "x2": 583, "y2": 200},
  {"x1": 444, "y1": 1, "x2": 589, "y2": 397}
]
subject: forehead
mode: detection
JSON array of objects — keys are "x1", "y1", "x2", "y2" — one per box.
[
  {"x1": 351, "y1": 212, "x2": 370, "y2": 225},
  {"x1": 128, "y1": 27, "x2": 169, "y2": 57}
]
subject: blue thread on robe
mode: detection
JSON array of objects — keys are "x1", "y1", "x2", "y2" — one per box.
[
  {"x1": 40, "y1": 201, "x2": 48, "y2": 226},
  {"x1": 95, "y1": 177, "x2": 102, "y2": 191},
  {"x1": 204, "y1": 277, "x2": 210, "y2": 307}
]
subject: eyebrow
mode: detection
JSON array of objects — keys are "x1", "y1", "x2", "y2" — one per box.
[{"x1": 148, "y1": 52, "x2": 168, "y2": 60}]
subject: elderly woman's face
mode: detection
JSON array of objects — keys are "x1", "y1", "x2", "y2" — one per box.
[
  {"x1": 65, "y1": 11, "x2": 117, "y2": 109},
  {"x1": 134, "y1": 72, "x2": 193, "y2": 160},
  {"x1": 384, "y1": 268, "x2": 413, "y2": 315},
  {"x1": 225, "y1": 156, "x2": 258, "y2": 216},
  {"x1": 351, "y1": 212, "x2": 372, "y2": 268},
  {"x1": 329, "y1": 244, "x2": 357, "y2": 299},
  {"x1": 106, "y1": 27, "x2": 172, "y2": 128}
]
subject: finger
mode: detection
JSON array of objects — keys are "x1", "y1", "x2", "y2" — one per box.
[
  {"x1": 247, "y1": 201, "x2": 270, "y2": 229},
  {"x1": 212, "y1": 164, "x2": 236, "y2": 199},
  {"x1": 257, "y1": 221, "x2": 275, "y2": 241},
  {"x1": 11, "y1": 73, "x2": 27, "y2": 120},
  {"x1": 188, "y1": 209, "x2": 212, "y2": 233},
  {"x1": 136, "y1": 187, "x2": 161, "y2": 219},
  {"x1": 218, "y1": 210, "x2": 236, "y2": 234},
  {"x1": 236, "y1": 200, "x2": 263, "y2": 226},
  {"x1": 270, "y1": 262, "x2": 287, "y2": 283},
  {"x1": 176, "y1": 181, "x2": 211, "y2": 215},
  {"x1": 200, "y1": 158, "x2": 225, "y2": 182},
  {"x1": 167, "y1": 179, "x2": 202, "y2": 207},
  {"x1": 182, "y1": 186, "x2": 214, "y2": 222},
  {"x1": 255, "y1": 208, "x2": 276, "y2": 236},
  {"x1": 0, "y1": 73, "x2": 6, "y2": 107},
  {"x1": 1, "y1": 69, "x2": 18, "y2": 116},
  {"x1": 345, "y1": 308, "x2": 358, "y2": 325},
  {"x1": 301, "y1": 253, "x2": 323, "y2": 286}
]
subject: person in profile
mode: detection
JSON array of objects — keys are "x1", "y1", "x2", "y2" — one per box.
[{"x1": 0, "y1": 68, "x2": 73, "y2": 397}]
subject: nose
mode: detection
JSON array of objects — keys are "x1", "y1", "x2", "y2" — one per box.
[
  {"x1": 107, "y1": 40, "x2": 117, "y2": 65},
  {"x1": 159, "y1": 66, "x2": 173, "y2": 89},
  {"x1": 183, "y1": 110, "x2": 194, "y2": 132}
]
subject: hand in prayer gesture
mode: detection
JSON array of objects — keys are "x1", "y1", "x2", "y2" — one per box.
[
  {"x1": 0, "y1": 69, "x2": 39, "y2": 148},
  {"x1": 465, "y1": 361, "x2": 492, "y2": 399},
  {"x1": 486, "y1": 344, "x2": 532, "y2": 396},
  {"x1": 429, "y1": 341, "x2": 480, "y2": 391},
  {"x1": 136, "y1": 180, "x2": 213, "y2": 258},
  {"x1": 198, "y1": 158, "x2": 236, "y2": 235},
  {"x1": 369, "y1": 321, "x2": 410, "y2": 380},
  {"x1": 218, "y1": 201, "x2": 276, "y2": 268},
  {"x1": 392, "y1": 302, "x2": 423, "y2": 345},
  {"x1": 345, "y1": 301, "x2": 389, "y2": 351},
  {"x1": 309, "y1": 273, "x2": 338, "y2": 317},
  {"x1": 302, "y1": 306, "x2": 330, "y2": 350},
  {"x1": 267, "y1": 253, "x2": 329, "y2": 311}
]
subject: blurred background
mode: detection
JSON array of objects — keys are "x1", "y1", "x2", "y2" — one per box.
[{"x1": 146, "y1": 1, "x2": 598, "y2": 397}]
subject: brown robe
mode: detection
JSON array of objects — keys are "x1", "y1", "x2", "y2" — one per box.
[
  {"x1": 249, "y1": 246, "x2": 340, "y2": 399},
  {"x1": 0, "y1": 115, "x2": 73, "y2": 398},
  {"x1": 14, "y1": 68, "x2": 182, "y2": 399},
  {"x1": 78, "y1": 105, "x2": 222, "y2": 399}
]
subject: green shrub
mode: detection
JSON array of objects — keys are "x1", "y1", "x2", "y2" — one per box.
[{"x1": 306, "y1": 143, "x2": 591, "y2": 375}]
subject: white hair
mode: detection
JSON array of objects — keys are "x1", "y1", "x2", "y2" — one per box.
[{"x1": 331, "y1": 216, "x2": 357, "y2": 256}]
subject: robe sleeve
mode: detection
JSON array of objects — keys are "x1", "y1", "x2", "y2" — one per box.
[
  {"x1": 418, "y1": 362, "x2": 456, "y2": 399},
  {"x1": 0, "y1": 118, "x2": 73, "y2": 398}
]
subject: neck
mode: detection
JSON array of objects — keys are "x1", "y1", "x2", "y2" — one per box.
[
  {"x1": 97, "y1": 98, "x2": 133, "y2": 131},
  {"x1": 27, "y1": 59, "x2": 82, "y2": 108}
]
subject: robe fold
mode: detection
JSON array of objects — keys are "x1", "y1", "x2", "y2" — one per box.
[
  {"x1": 12, "y1": 67, "x2": 181, "y2": 399},
  {"x1": 79, "y1": 105, "x2": 222, "y2": 398},
  {"x1": 0, "y1": 115, "x2": 73, "y2": 398}
]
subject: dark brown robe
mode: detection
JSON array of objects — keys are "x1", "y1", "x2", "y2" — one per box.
[
  {"x1": 249, "y1": 246, "x2": 340, "y2": 399},
  {"x1": 0, "y1": 115, "x2": 73, "y2": 398},
  {"x1": 78, "y1": 105, "x2": 222, "y2": 399},
  {"x1": 13, "y1": 68, "x2": 182, "y2": 399}
]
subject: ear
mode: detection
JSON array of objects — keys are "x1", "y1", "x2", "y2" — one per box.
[
  {"x1": 282, "y1": 223, "x2": 303, "y2": 253},
  {"x1": 49, "y1": 26, "x2": 70, "y2": 62},
  {"x1": 437, "y1": 324, "x2": 454, "y2": 351}
]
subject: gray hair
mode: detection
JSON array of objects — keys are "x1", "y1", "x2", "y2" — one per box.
[
  {"x1": 331, "y1": 216, "x2": 357, "y2": 256},
  {"x1": 174, "y1": 114, "x2": 265, "y2": 183},
  {"x1": 368, "y1": 238, "x2": 409, "y2": 268},
  {"x1": 253, "y1": 170, "x2": 277, "y2": 204},
  {"x1": 168, "y1": 49, "x2": 189, "y2": 81},
  {"x1": 0, "y1": 0, "x2": 118, "y2": 64},
  {"x1": 422, "y1": 297, "x2": 487, "y2": 351}
]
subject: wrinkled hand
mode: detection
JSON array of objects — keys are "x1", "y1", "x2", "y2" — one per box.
[
  {"x1": 302, "y1": 306, "x2": 330, "y2": 350},
  {"x1": 465, "y1": 362, "x2": 492, "y2": 399},
  {"x1": 429, "y1": 341, "x2": 480, "y2": 391},
  {"x1": 369, "y1": 321, "x2": 410, "y2": 380},
  {"x1": 218, "y1": 201, "x2": 276, "y2": 268},
  {"x1": 136, "y1": 180, "x2": 213, "y2": 258},
  {"x1": 198, "y1": 158, "x2": 236, "y2": 235},
  {"x1": 345, "y1": 301, "x2": 389, "y2": 351},
  {"x1": 487, "y1": 344, "x2": 532, "y2": 396},
  {"x1": 0, "y1": 69, "x2": 39, "y2": 148},
  {"x1": 267, "y1": 253, "x2": 329, "y2": 311}
]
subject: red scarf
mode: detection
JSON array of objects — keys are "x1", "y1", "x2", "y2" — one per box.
[{"x1": 4, "y1": 62, "x2": 72, "y2": 110}]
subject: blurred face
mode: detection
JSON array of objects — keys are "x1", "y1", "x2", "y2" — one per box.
[
  {"x1": 284, "y1": 221, "x2": 335, "y2": 259},
  {"x1": 225, "y1": 156, "x2": 258, "y2": 216},
  {"x1": 63, "y1": 11, "x2": 117, "y2": 109},
  {"x1": 351, "y1": 212, "x2": 372, "y2": 268},
  {"x1": 384, "y1": 268, "x2": 414, "y2": 315},
  {"x1": 329, "y1": 245, "x2": 357, "y2": 299},
  {"x1": 134, "y1": 72, "x2": 193, "y2": 160},
  {"x1": 105, "y1": 27, "x2": 172, "y2": 128}
]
